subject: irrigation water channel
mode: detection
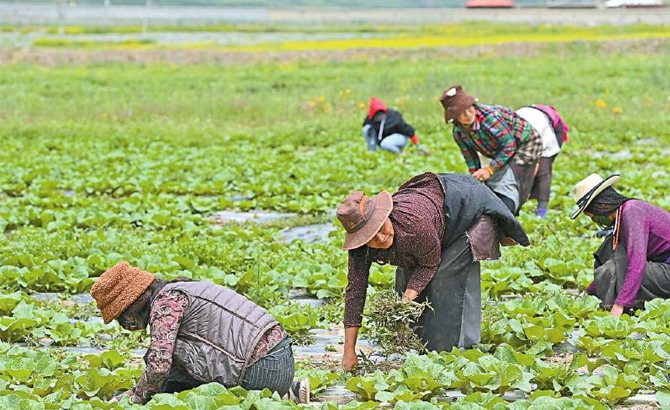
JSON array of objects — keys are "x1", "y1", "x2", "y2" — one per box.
[{"x1": 23, "y1": 210, "x2": 662, "y2": 406}]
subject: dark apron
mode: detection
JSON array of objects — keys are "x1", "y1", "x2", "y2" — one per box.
[
  {"x1": 395, "y1": 234, "x2": 481, "y2": 352},
  {"x1": 389, "y1": 173, "x2": 527, "y2": 353},
  {"x1": 593, "y1": 235, "x2": 670, "y2": 308}
]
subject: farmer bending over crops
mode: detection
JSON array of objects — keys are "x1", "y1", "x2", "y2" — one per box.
[
  {"x1": 90, "y1": 262, "x2": 310, "y2": 404},
  {"x1": 440, "y1": 85, "x2": 542, "y2": 215},
  {"x1": 572, "y1": 174, "x2": 670, "y2": 317},
  {"x1": 516, "y1": 104, "x2": 569, "y2": 218},
  {"x1": 337, "y1": 172, "x2": 530, "y2": 370},
  {"x1": 363, "y1": 97, "x2": 431, "y2": 155}
]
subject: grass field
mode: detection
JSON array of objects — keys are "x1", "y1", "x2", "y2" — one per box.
[{"x1": 1, "y1": 22, "x2": 670, "y2": 409}]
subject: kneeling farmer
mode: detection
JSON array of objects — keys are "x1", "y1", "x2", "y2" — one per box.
[
  {"x1": 91, "y1": 262, "x2": 309, "y2": 404},
  {"x1": 337, "y1": 172, "x2": 530, "y2": 370},
  {"x1": 572, "y1": 174, "x2": 670, "y2": 316},
  {"x1": 363, "y1": 97, "x2": 430, "y2": 155}
]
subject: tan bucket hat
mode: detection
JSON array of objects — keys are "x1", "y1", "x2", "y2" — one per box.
[
  {"x1": 336, "y1": 190, "x2": 393, "y2": 250},
  {"x1": 571, "y1": 173, "x2": 620, "y2": 219},
  {"x1": 91, "y1": 261, "x2": 157, "y2": 324}
]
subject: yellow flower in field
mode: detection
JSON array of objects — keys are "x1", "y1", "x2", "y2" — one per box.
[
  {"x1": 345, "y1": 89, "x2": 351, "y2": 95},
  {"x1": 358, "y1": 102, "x2": 365, "y2": 109},
  {"x1": 613, "y1": 107, "x2": 623, "y2": 115},
  {"x1": 595, "y1": 99, "x2": 607, "y2": 108},
  {"x1": 318, "y1": 95, "x2": 325, "y2": 101}
]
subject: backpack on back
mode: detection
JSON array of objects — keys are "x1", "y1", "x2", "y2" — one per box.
[{"x1": 531, "y1": 104, "x2": 569, "y2": 147}]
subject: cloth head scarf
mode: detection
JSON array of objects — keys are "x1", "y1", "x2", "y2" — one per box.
[{"x1": 584, "y1": 187, "x2": 629, "y2": 216}]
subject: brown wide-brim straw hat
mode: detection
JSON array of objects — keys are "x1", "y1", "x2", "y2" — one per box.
[
  {"x1": 336, "y1": 190, "x2": 393, "y2": 251},
  {"x1": 571, "y1": 173, "x2": 620, "y2": 219},
  {"x1": 440, "y1": 84, "x2": 477, "y2": 124},
  {"x1": 91, "y1": 261, "x2": 157, "y2": 324}
]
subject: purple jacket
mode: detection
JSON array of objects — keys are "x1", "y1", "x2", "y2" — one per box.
[{"x1": 586, "y1": 200, "x2": 670, "y2": 306}]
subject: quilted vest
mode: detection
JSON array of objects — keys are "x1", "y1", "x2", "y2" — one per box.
[{"x1": 152, "y1": 281, "x2": 279, "y2": 386}]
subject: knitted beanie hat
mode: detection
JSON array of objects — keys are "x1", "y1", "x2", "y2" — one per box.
[{"x1": 91, "y1": 261, "x2": 157, "y2": 324}]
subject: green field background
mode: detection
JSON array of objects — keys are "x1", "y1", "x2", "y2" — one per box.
[{"x1": 1, "y1": 22, "x2": 670, "y2": 409}]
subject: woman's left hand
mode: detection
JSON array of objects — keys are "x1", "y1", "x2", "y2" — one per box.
[
  {"x1": 472, "y1": 168, "x2": 491, "y2": 182},
  {"x1": 610, "y1": 304, "x2": 624, "y2": 317},
  {"x1": 111, "y1": 388, "x2": 136, "y2": 403}
]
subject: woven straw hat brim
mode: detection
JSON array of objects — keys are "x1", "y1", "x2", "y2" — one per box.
[
  {"x1": 571, "y1": 174, "x2": 620, "y2": 219},
  {"x1": 342, "y1": 191, "x2": 393, "y2": 251}
]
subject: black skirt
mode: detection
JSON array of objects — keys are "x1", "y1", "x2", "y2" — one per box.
[
  {"x1": 593, "y1": 236, "x2": 670, "y2": 308},
  {"x1": 395, "y1": 234, "x2": 481, "y2": 352}
]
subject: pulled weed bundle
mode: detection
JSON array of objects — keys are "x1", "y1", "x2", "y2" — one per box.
[{"x1": 365, "y1": 289, "x2": 431, "y2": 359}]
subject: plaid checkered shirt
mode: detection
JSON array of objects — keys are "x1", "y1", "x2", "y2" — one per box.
[{"x1": 453, "y1": 104, "x2": 534, "y2": 173}]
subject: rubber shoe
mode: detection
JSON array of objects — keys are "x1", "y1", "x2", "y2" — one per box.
[{"x1": 287, "y1": 379, "x2": 310, "y2": 404}]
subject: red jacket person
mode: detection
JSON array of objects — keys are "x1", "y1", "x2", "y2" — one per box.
[{"x1": 363, "y1": 97, "x2": 430, "y2": 155}]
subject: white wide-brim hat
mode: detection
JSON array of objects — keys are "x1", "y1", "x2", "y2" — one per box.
[{"x1": 571, "y1": 173, "x2": 620, "y2": 219}]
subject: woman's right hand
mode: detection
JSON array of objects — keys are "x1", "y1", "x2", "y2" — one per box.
[
  {"x1": 342, "y1": 349, "x2": 359, "y2": 371},
  {"x1": 500, "y1": 236, "x2": 517, "y2": 247}
]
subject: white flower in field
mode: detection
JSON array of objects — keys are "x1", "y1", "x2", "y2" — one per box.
[{"x1": 446, "y1": 88, "x2": 457, "y2": 97}]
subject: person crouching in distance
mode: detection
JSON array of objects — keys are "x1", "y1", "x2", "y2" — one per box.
[{"x1": 363, "y1": 96, "x2": 430, "y2": 155}]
